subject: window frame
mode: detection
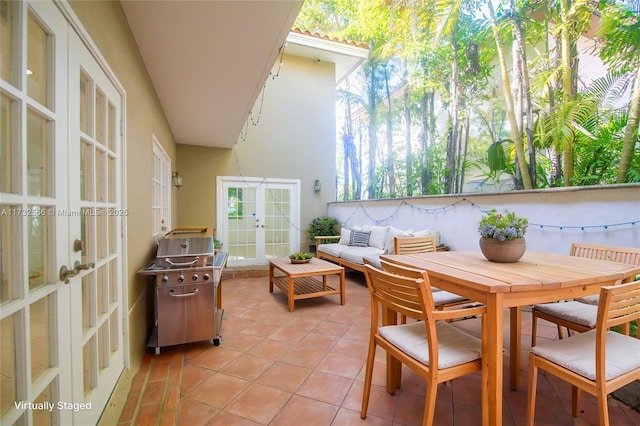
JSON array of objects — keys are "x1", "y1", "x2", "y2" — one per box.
[{"x1": 151, "y1": 136, "x2": 171, "y2": 238}]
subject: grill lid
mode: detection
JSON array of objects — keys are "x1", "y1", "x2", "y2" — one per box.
[{"x1": 156, "y1": 228, "x2": 214, "y2": 268}]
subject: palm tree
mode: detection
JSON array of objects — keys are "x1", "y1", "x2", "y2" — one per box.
[
  {"x1": 597, "y1": 2, "x2": 640, "y2": 183},
  {"x1": 486, "y1": 0, "x2": 533, "y2": 189}
]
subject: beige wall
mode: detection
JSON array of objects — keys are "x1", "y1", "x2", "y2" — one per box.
[
  {"x1": 68, "y1": 2, "x2": 342, "y2": 377},
  {"x1": 177, "y1": 54, "x2": 338, "y2": 250},
  {"x1": 69, "y1": 1, "x2": 178, "y2": 371}
]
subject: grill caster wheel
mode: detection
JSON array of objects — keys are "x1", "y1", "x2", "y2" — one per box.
[{"x1": 213, "y1": 338, "x2": 221, "y2": 346}]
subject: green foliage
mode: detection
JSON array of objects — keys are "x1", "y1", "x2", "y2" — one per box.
[
  {"x1": 487, "y1": 139, "x2": 511, "y2": 172},
  {"x1": 597, "y1": 3, "x2": 640, "y2": 73},
  {"x1": 295, "y1": 0, "x2": 639, "y2": 199},
  {"x1": 306, "y1": 217, "x2": 340, "y2": 242}
]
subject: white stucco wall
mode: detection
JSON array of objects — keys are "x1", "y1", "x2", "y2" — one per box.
[{"x1": 325, "y1": 184, "x2": 640, "y2": 255}]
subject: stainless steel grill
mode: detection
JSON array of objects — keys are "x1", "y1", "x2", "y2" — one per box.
[
  {"x1": 138, "y1": 228, "x2": 226, "y2": 355},
  {"x1": 156, "y1": 227, "x2": 215, "y2": 268}
]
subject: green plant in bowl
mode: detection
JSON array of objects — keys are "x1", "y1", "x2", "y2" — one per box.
[
  {"x1": 289, "y1": 252, "x2": 314, "y2": 263},
  {"x1": 289, "y1": 252, "x2": 314, "y2": 260}
]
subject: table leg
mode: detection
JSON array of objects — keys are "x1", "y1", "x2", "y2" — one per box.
[
  {"x1": 287, "y1": 276, "x2": 295, "y2": 312},
  {"x1": 509, "y1": 306, "x2": 521, "y2": 390},
  {"x1": 269, "y1": 263, "x2": 274, "y2": 293},
  {"x1": 485, "y1": 293, "x2": 504, "y2": 426}
]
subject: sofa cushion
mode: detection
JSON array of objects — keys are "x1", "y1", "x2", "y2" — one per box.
[
  {"x1": 364, "y1": 225, "x2": 389, "y2": 250},
  {"x1": 349, "y1": 230, "x2": 371, "y2": 247},
  {"x1": 363, "y1": 255, "x2": 382, "y2": 269},
  {"x1": 340, "y1": 246, "x2": 385, "y2": 265},
  {"x1": 317, "y1": 243, "x2": 348, "y2": 258}
]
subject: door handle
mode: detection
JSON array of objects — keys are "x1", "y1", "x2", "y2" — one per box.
[{"x1": 59, "y1": 261, "x2": 96, "y2": 284}]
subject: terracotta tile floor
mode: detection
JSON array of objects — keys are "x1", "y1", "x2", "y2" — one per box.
[{"x1": 118, "y1": 272, "x2": 640, "y2": 425}]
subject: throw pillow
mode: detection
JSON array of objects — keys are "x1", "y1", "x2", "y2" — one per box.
[
  {"x1": 412, "y1": 229, "x2": 433, "y2": 237},
  {"x1": 383, "y1": 227, "x2": 413, "y2": 254},
  {"x1": 366, "y1": 225, "x2": 389, "y2": 250},
  {"x1": 338, "y1": 228, "x2": 351, "y2": 245},
  {"x1": 349, "y1": 230, "x2": 371, "y2": 247}
]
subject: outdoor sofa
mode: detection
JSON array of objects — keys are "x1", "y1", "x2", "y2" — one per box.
[{"x1": 315, "y1": 225, "x2": 440, "y2": 272}]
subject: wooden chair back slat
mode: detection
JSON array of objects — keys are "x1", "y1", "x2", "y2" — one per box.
[
  {"x1": 570, "y1": 243, "x2": 640, "y2": 266},
  {"x1": 364, "y1": 265, "x2": 430, "y2": 321},
  {"x1": 601, "y1": 282, "x2": 640, "y2": 332},
  {"x1": 379, "y1": 259, "x2": 426, "y2": 279}
]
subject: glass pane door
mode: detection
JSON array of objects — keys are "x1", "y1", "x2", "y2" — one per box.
[
  {"x1": 68, "y1": 28, "x2": 124, "y2": 426},
  {"x1": 0, "y1": 1, "x2": 72, "y2": 424},
  {"x1": 219, "y1": 177, "x2": 300, "y2": 267}
]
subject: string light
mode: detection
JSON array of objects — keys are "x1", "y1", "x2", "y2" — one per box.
[
  {"x1": 337, "y1": 198, "x2": 638, "y2": 233},
  {"x1": 236, "y1": 42, "x2": 287, "y2": 143}
]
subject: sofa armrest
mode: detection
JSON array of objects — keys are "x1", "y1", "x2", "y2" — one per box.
[{"x1": 315, "y1": 235, "x2": 341, "y2": 246}]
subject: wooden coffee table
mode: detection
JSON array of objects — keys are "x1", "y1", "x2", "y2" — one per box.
[{"x1": 268, "y1": 257, "x2": 345, "y2": 312}]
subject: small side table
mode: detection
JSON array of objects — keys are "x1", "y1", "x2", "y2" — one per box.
[{"x1": 268, "y1": 257, "x2": 345, "y2": 312}]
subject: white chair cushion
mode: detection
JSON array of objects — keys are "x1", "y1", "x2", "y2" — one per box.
[
  {"x1": 340, "y1": 246, "x2": 385, "y2": 265},
  {"x1": 317, "y1": 243, "x2": 347, "y2": 258},
  {"x1": 533, "y1": 301, "x2": 598, "y2": 328},
  {"x1": 378, "y1": 321, "x2": 482, "y2": 369},
  {"x1": 532, "y1": 330, "x2": 640, "y2": 381},
  {"x1": 432, "y1": 290, "x2": 467, "y2": 306},
  {"x1": 575, "y1": 295, "x2": 600, "y2": 305}
]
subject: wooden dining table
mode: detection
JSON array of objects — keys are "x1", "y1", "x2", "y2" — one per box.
[{"x1": 380, "y1": 250, "x2": 640, "y2": 426}]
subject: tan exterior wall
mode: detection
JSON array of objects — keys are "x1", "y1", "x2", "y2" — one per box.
[
  {"x1": 69, "y1": 2, "x2": 341, "y2": 377},
  {"x1": 177, "y1": 53, "x2": 337, "y2": 249},
  {"x1": 68, "y1": 1, "x2": 178, "y2": 372}
]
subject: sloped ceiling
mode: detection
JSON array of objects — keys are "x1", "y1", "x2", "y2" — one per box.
[{"x1": 121, "y1": 0, "x2": 303, "y2": 148}]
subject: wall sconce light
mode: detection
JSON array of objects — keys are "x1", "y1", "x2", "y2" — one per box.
[
  {"x1": 172, "y1": 171, "x2": 183, "y2": 189},
  {"x1": 313, "y1": 179, "x2": 321, "y2": 193}
]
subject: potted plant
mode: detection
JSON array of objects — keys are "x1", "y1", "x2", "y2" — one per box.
[
  {"x1": 478, "y1": 209, "x2": 528, "y2": 262},
  {"x1": 306, "y1": 216, "x2": 340, "y2": 253},
  {"x1": 213, "y1": 238, "x2": 223, "y2": 254}
]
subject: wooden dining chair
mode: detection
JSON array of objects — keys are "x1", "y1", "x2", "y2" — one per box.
[
  {"x1": 392, "y1": 236, "x2": 471, "y2": 310},
  {"x1": 361, "y1": 264, "x2": 486, "y2": 425},
  {"x1": 393, "y1": 235, "x2": 438, "y2": 254},
  {"x1": 530, "y1": 243, "x2": 640, "y2": 346},
  {"x1": 527, "y1": 279, "x2": 640, "y2": 426},
  {"x1": 379, "y1": 259, "x2": 470, "y2": 311}
]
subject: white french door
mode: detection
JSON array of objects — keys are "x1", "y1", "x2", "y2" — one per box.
[
  {"x1": 217, "y1": 177, "x2": 300, "y2": 267},
  {"x1": 67, "y1": 21, "x2": 125, "y2": 426},
  {"x1": 0, "y1": 1, "x2": 125, "y2": 425}
]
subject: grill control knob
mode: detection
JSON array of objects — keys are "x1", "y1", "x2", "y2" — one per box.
[
  {"x1": 177, "y1": 274, "x2": 185, "y2": 283},
  {"x1": 192, "y1": 274, "x2": 198, "y2": 281},
  {"x1": 161, "y1": 275, "x2": 168, "y2": 284},
  {"x1": 203, "y1": 273, "x2": 210, "y2": 280}
]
